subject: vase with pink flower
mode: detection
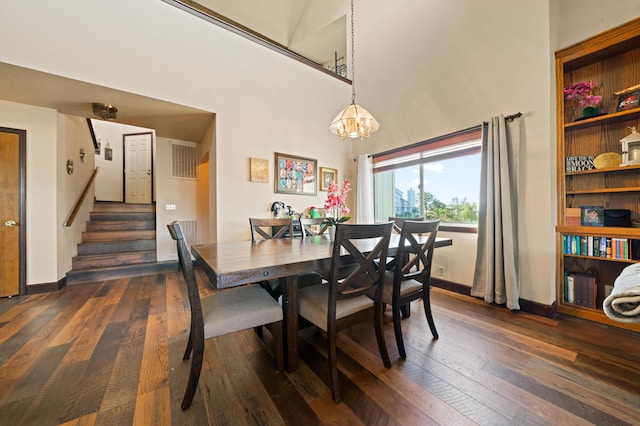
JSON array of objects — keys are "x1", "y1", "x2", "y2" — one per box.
[
  {"x1": 564, "y1": 80, "x2": 603, "y2": 120},
  {"x1": 323, "y1": 179, "x2": 351, "y2": 240}
]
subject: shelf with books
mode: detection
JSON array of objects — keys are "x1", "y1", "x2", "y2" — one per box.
[{"x1": 555, "y1": 17, "x2": 640, "y2": 328}]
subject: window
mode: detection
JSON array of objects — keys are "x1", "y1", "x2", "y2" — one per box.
[{"x1": 373, "y1": 127, "x2": 481, "y2": 231}]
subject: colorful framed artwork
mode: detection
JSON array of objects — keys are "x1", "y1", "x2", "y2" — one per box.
[
  {"x1": 320, "y1": 167, "x2": 338, "y2": 191},
  {"x1": 274, "y1": 152, "x2": 317, "y2": 195},
  {"x1": 250, "y1": 157, "x2": 269, "y2": 183}
]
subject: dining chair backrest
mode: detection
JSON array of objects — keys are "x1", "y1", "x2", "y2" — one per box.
[
  {"x1": 299, "y1": 217, "x2": 329, "y2": 239},
  {"x1": 167, "y1": 221, "x2": 202, "y2": 326},
  {"x1": 328, "y1": 222, "x2": 395, "y2": 304},
  {"x1": 249, "y1": 217, "x2": 294, "y2": 241},
  {"x1": 388, "y1": 216, "x2": 424, "y2": 233},
  {"x1": 395, "y1": 219, "x2": 439, "y2": 283}
]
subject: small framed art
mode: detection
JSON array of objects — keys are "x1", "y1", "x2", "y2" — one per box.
[
  {"x1": 616, "y1": 89, "x2": 640, "y2": 112},
  {"x1": 580, "y1": 206, "x2": 604, "y2": 226},
  {"x1": 250, "y1": 157, "x2": 269, "y2": 183},
  {"x1": 320, "y1": 167, "x2": 337, "y2": 191},
  {"x1": 274, "y1": 152, "x2": 317, "y2": 195}
]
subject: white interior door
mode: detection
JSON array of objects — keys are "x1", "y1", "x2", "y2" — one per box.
[{"x1": 124, "y1": 132, "x2": 153, "y2": 204}]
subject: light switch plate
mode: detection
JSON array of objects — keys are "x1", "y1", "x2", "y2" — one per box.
[{"x1": 166, "y1": 204, "x2": 176, "y2": 211}]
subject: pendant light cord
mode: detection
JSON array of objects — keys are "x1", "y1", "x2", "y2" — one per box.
[{"x1": 350, "y1": 0, "x2": 356, "y2": 104}]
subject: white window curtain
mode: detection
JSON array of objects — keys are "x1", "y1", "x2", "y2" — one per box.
[
  {"x1": 471, "y1": 115, "x2": 521, "y2": 310},
  {"x1": 355, "y1": 154, "x2": 374, "y2": 223}
]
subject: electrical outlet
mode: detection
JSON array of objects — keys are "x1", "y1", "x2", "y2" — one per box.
[
  {"x1": 438, "y1": 266, "x2": 445, "y2": 277},
  {"x1": 165, "y1": 204, "x2": 176, "y2": 211}
]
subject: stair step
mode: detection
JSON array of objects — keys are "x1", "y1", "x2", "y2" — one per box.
[
  {"x1": 92, "y1": 202, "x2": 155, "y2": 213},
  {"x1": 90, "y1": 212, "x2": 155, "y2": 221},
  {"x1": 82, "y1": 230, "x2": 156, "y2": 243},
  {"x1": 66, "y1": 261, "x2": 179, "y2": 285},
  {"x1": 72, "y1": 251, "x2": 157, "y2": 270},
  {"x1": 77, "y1": 240, "x2": 157, "y2": 255},
  {"x1": 86, "y1": 220, "x2": 156, "y2": 231}
]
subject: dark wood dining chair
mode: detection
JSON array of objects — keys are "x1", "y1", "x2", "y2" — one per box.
[
  {"x1": 299, "y1": 217, "x2": 329, "y2": 238},
  {"x1": 249, "y1": 217, "x2": 294, "y2": 240},
  {"x1": 381, "y1": 220, "x2": 440, "y2": 359},
  {"x1": 249, "y1": 217, "x2": 322, "y2": 303},
  {"x1": 297, "y1": 221, "x2": 394, "y2": 402},
  {"x1": 167, "y1": 221, "x2": 283, "y2": 410},
  {"x1": 382, "y1": 216, "x2": 426, "y2": 271},
  {"x1": 388, "y1": 216, "x2": 424, "y2": 233},
  {"x1": 249, "y1": 218, "x2": 294, "y2": 299}
]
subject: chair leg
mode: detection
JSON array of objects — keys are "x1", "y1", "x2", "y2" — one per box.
[
  {"x1": 327, "y1": 325, "x2": 341, "y2": 403},
  {"x1": 272, "y1": 320, "x2": 284, "y2": 372},
  {"x1": 400, "y1": 303, "x2": 411, "y2": 318},
  {"x1": 392, "y1": 304, "x2": 407, "y2": 359},
  {"x1": 422, "y1": 289, "x2": 439, "y2": 339},
  {"x1": 183, "y1": 324, "x2": 194, "y2": 360},
  {"x1": 374, "y1": 303, "x2": 392, "y2": 368},
  {"x1": 181, "y1": 338, "x2": 204, "y2": 410}
]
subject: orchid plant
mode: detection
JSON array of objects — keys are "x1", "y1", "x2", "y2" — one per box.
[
  {"x1": 563, "y1": 81, "x2": 603, "y2": 107},
  {"x1": 323, "y1": 179, "x2": 351, "y2": 226}
]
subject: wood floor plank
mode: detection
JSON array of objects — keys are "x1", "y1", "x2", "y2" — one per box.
[
  {"x1": 1, "y1": 270, "x2": 639, "y2": 425},
  {"x1": 137, "y1": 312, "x2": 169, "y2": 396}
]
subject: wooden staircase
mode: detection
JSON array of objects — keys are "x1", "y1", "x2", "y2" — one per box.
[{"x1": 66, "y1": 202, "x2": 176, "y2": 284}]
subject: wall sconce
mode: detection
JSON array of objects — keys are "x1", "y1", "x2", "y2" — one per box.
[
  {"x1": 620, "y1": 127, "x2": 640, "y2": 166},
  {"x1": 79, "y1": 148, "x2": 85, "y2": 162},
  {"x1": 67, "y1": 159, "x2": 74, "y2": 175}
]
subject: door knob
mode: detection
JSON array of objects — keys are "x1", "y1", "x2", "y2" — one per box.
[
  {"x1": 146, "y1": 170, "x2": 151, "y2": 175},
  {"x1": 4, "y1": 220, "x2": 17, "y2": 227}
]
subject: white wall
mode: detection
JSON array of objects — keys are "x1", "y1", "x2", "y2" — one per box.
[{"x1": 56, "y1": 114, "x2": 96, "y2": 278}]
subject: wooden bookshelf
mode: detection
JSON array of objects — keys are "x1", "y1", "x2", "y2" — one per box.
[{"x1": 555, "y1": 17, "x2": 640, "y2": 331}]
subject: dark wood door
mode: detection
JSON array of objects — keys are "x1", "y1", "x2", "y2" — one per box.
[{"x1": 0, "y1": 128, "x2": 25, "y2": 297}]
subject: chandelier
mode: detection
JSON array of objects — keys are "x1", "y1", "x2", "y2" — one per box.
[{"x1": 329, "y1": 0, "x2": 379, "y2": 140}]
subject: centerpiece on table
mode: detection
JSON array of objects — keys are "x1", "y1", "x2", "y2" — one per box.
[
  {"x1": 323, "y1": 179, "x2": 351, "y2": 240},
  {"x1": 563, "y1": 80, "x2": 603, "y2": 120}
]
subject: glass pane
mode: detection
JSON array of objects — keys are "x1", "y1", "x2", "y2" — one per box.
[
  {"x1": 374, "y1": 152, "x2": 480, "y2": 224},
  {"x1": 422, "y1": 153, "x2": 480, "y2": 223}
]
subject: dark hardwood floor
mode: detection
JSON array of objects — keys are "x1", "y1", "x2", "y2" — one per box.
[{"x1": 1, "y1": 269, "x2": 639, "y2": 425}]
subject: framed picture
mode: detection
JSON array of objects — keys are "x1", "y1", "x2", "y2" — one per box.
[
  {"x1": 616, "y1": 89, "x2": 640, "y2": 112},
  {"x1": 580, "y1": 206, "x2": 604, "y2": 226},
  {"x1": 320, "y1": 167, "x2": 338, "y2": 191},
  {"x1": 250, "y1": 157, "x2": 269, "y2": 183},
  {"x1": 274, "y1": 152, "x2": 317, "y2": 195}
]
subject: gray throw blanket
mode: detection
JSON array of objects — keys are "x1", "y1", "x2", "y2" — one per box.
[{"x1": 603, "y1": 263, "x2": 640, "y2": 323}]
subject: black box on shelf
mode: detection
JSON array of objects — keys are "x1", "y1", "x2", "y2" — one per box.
[{"x1": 603, "y1": 209, "x2": 631, "y2": 227}]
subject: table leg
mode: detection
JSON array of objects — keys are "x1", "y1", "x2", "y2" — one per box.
[{"x1": 281, "y1": 275, "x2": 298, "y2": 372}]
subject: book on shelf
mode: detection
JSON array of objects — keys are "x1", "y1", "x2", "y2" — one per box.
[
  {"x1": 562, "y1": 235, "x2": 633, "y2": 260},
  {"x1": 564, "y1": 272, "x2": 597, "y2": 308}
]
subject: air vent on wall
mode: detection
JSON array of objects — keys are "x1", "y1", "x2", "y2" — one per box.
[{"x1": 171, "y1": 142, "x2": 197, "y2": 179}]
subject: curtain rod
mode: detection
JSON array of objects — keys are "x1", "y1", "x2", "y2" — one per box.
[{"x1": 358, "y1": 113, "x2": 522, "y2": 161}]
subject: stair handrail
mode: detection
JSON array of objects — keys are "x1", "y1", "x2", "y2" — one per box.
[{"x1": 64, "y1": 167, "x2": 100, "y2": 227}]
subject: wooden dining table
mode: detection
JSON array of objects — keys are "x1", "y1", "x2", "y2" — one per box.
[{"x1": 191, "y1": 234, "x2": 453, "y2": 372}]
